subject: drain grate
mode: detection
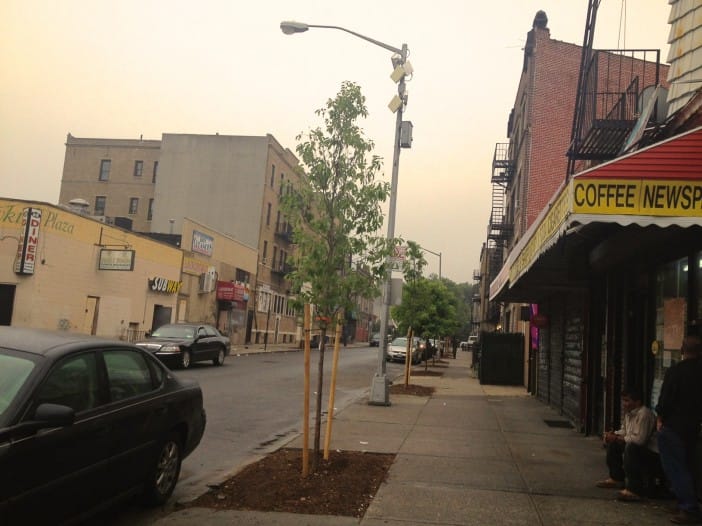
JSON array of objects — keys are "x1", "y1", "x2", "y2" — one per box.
[{"x1": 543, "y1": 419, "x2": 573, "y2": 429}]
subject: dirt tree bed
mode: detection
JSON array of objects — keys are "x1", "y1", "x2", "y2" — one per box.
[
  {"x1": 186, "y1": 448, "x2": 395, "y2": 518},
  {"x1": 185, "y1": 374, "x2": 436, "y2": 518}
]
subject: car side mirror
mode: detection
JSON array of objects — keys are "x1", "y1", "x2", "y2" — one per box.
[
  {"x1": 0, "y1": 403, "x2": 75, "y2": 442},
  {"x1": 33, "y1": 403, "x2": 75, "y2": 427}
]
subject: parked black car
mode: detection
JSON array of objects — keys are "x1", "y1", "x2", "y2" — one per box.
[
  {"x1": 369, "y1": 332, "x2": 381, "y2": 346},
  {"x1": 0, "y1": 327, "x2": 206, "y2": 526},
  {"x1": 136, "y1": 323, "x2": 230, "y2": 369}
]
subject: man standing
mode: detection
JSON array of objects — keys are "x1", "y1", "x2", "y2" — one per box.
[
  {"x1": 656, "y1": 335, "x2": 702, "y2": 524},
  {"x1": 596, "y1": 389, "x2": 658, "y2": 501}
]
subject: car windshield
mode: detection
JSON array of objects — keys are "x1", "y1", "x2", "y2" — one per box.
[
  {"x1": 0, "y1": 352, "x2": 36, "y2": 421},
  {"x1": 150, "y1": 325, "x2": 195, "y2": 339},
  {"x1": 390, "y1": 338, "x2": 407, "y2": 347}
]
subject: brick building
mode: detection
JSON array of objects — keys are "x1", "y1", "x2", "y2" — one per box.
[{"x1": 483, "y1": 3, "x2": 701, "y2": 440}]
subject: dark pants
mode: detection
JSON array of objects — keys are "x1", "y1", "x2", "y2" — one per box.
[
  {"x1": 658, "y1": 426, "x2": 700, "y2": 513},
  {"x1": 606, "y1": 440, "x2": 661, "y2": 496}
]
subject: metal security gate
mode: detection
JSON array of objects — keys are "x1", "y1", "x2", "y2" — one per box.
[{"x1": 536, "y1": 293, "x2": 585, "y2": 428}]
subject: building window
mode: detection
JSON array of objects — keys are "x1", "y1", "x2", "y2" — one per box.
[
  {"x1": 266, "y1": 203, "x2": 272, "y2": 226},
  {"x1": 272, "y1": 246, "x2": 278, "y2": 269},
  {"x1": 279, "y1": 174, "x2": 285, "y2": 196},
  {"x1": 152, "y1": 161, "x2": 158, "y2": 183},
  {"x1": 262, "y1": 241, "x2": 268, "y2": 263},
  {"x1": 147, "y1": 198, "x2": 154, "y2": 220},
  {"x1": 270, "y1": 165, "x2": 275, "y2": 187},
  {"x1": 128, "y1": 198, "x2": 139, "y2": 215},
  {"x1": 99, "y1": 160, "x2": 111, "y2": 181},
  {"x1": 133, "y1": 160, "x2": 143, "y2": 177},
  {"x1": 95, "y1": 196, "x2": 106, "y2": 215},
  {"x1": 235, "y1": 268, "x2": 250, "y2": 284}
]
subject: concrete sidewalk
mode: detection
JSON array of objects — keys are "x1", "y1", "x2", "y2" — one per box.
[{"x1": 156, "y1": 350, "x2": 674, "y2": 525}]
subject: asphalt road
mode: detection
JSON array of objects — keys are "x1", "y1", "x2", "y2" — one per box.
[{"x1": 92, "y1": 344, "x2": 403, "y2": 525}]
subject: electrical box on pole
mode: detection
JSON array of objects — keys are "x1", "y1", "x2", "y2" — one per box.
[{"x1": 400, "y1": 121, "x2": 413, "y2": 148}]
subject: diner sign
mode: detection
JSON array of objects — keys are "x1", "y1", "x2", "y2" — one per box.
[{"x1": 14, "y1": 207, "x2": 42, "y2": 275}]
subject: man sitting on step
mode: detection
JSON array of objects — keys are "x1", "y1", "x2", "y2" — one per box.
[{"x1": 595, "y1": 388, "x2": 660, "y2": 502}]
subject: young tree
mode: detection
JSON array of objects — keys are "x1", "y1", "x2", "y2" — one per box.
[
  {"x1": 283, "y1": 81, "x2": 394, "y2": 469},
  {"x1": 392, "y1": 241, "x2": 459, "y2": 355}
]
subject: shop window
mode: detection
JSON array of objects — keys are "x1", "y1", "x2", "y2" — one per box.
[
  {"x1": 697, "y1": 252, "x2": 702, "y2": 327},
  {"x1": 652, "y1": 256, "x2": 690, "y2": 406}
]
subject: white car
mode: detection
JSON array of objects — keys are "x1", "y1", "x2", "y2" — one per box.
[
  {"x1": 466, "y1": 335, "x2": 479, "y2": 350},
  {"x1": 386, "y1": 337, "x2": 423, "y2": 364}
]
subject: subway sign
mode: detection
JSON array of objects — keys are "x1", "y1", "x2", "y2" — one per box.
[
  {"x1": 148, "y1": 277, "x2": 182, "y2": 294},
  {"x1": 572, "y1": 178, "x2": 702, "y2": 217}
]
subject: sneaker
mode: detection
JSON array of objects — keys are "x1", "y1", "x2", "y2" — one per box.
[
  {"x1": 596, "y1": 478, "x2": 624, "y2": 489},
  {"x1": 670, "y1": 510, "x2": 702, "y2": 524}
]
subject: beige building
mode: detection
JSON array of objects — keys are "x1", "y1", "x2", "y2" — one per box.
[
  {"x1": 59, "y1": 133, "x2": 301, "y2": 344},
  {"x1": 60, "y1": 134, "x2": 160, "y2": 232},
  {"x1": 0, "y1": 198, "x2": 182, "y2": 338},
  {"x1": 178, "y1": 218, "x2": 257, "y2": 346}
]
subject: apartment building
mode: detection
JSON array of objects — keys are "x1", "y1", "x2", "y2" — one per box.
[{"x1": 59, "y1": 133, "x2": 301, "y2": 344}]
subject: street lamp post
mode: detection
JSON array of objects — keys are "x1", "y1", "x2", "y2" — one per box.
[
  {"x1": 280, "y1": 21, "x2": 410, "y2": 405},
  {"x1": 420, "y1": 246, "x2": 442, "y2": 280}
]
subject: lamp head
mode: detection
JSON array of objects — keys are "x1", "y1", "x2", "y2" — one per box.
[{"x1": 280, "y1": 21, "x2": 309, "y2": 35}]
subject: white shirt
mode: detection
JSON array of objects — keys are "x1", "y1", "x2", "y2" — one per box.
[{"x1": 615, "y1": 405, "x2": 658, "y2": 453}]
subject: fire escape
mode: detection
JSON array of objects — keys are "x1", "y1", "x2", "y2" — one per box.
[
  {"x1": 567, "y1": 0, "x2": 663, "y2": 176},
  {"x1": 486, "y1": 142, "x2": 513, "y2": 323}
]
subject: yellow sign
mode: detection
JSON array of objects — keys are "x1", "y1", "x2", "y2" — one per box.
[
  {"x1": 510, "y1": 187, "x2": 571, "y2": 283},
  {"x1": 572, "y1": 178, "x2": 702, "y2": 217},
  {"x1": 183, "y1": 255, "x2": 209, "y2": 276}
]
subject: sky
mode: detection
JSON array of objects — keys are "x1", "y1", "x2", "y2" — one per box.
[{"x1": 0, "y1": 1, "x2": 671, "y2": 283}]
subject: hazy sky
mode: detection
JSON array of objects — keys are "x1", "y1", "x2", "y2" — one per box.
[{"x1": 0, "y1": 1, "x2": 671, "y2": 282}]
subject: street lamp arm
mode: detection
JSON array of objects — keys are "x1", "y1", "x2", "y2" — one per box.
[
  {"x1": 419, "y1": 246, "x2": 442, "y2": 281},
  {"x1": 280, "y1": 21, "x2": 403, "y2": 55}
]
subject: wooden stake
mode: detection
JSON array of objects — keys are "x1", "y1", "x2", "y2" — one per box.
[
  {"x1": 404, "y1": 326, "x2": 412, "y2": 387},
  {"x1": 323, "y1": 314, "x2": 343, "y2": 460},
  {"x1": 302, "y1": 304, "x2": 311, "y2": 477}
]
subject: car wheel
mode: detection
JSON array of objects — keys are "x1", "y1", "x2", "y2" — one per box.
[
  {"x1": 213, "y1": 348, "x2": 225, "y2": 366},
  {"x1": 181, "y1": 350, "x2": 191, "y2": 369},
  {"x1": 144, "y1": 432, "x2": 182, "y2": 506}
]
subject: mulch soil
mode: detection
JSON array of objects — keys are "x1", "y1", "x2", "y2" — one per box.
[
  {"x1": 185, "y1": 448, "x2": 395, "y2": 518},
  {"x1": 185, "y1": 364, "x2": 440, "y2": 518}
]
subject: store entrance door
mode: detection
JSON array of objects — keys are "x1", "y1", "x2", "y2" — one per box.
[{"x1": 0, "y1": 285, "x2": 15, "y2": 325}]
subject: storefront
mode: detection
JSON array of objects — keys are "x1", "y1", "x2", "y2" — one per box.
[
  {"x1": 490, "y1": 126, "x2": 702, "y2": 434},
  {"x1": 0, "y1": 198, "x2": 183, "y2": 338}
]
